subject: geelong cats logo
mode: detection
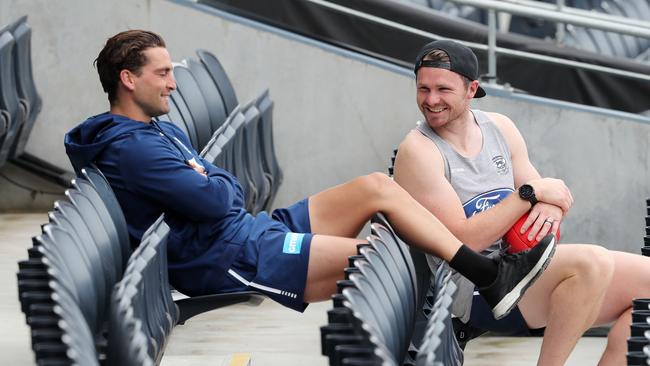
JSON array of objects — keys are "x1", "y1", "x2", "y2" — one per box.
[{"x1": 492, "y1": 155, "x2": 508, "y2": 175}]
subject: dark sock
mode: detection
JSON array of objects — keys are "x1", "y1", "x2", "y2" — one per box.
[{"x1": 449, "y1": 245, "x2": 498, "y2": 288}]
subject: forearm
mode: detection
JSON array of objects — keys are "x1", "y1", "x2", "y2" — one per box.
[{"x1": 453, "y1": 193, "x2": 532, "y2": 251}]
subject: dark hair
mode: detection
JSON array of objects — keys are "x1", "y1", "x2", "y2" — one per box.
[
  {"x1": 94, "y1": 30, "x2": 166, "y2": 104},
  {"x1": 422, "y1": 49, "x2": 471, "y2": 88}
]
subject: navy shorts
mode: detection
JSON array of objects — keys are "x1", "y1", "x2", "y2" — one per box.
[
  {"x1": 219, "y1": 198, "x2": 314, "y2": 312},
  {"x1": 468, "y1": 291, "x2": 545, "y2": 336}
]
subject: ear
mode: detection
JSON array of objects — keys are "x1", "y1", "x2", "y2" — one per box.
[
  {"x1": 467, "y1": 80, "x2": 479, "y2": 99},
  {"x1": 119, "y1": 69, "x2": 136, "y2": 92}
]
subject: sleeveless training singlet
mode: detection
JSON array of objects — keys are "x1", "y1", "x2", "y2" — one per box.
[{"x1": 414, "y1": 109, "x2": 514, "y2": 322}]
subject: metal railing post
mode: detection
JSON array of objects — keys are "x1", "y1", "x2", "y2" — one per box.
[
  {"x1": 488, "y1": 9, "x2": 497, "y2": 84},
  {"x1": 556, "y1": 0, "x2": 565, "y2": 44}
]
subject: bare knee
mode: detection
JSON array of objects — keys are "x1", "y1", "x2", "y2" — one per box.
[
  {"x1": 355, "y1": 172, "x2": 401, "y2": 205},
  {"x1": 573, "y1": 246, "x2": 614, "y2": 284}
]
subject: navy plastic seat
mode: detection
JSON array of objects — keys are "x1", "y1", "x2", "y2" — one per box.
[
  {"x1": 197, "y1": 49, "x2": 238, "y2": 115},
  {"x1": 173, "y1": 64, "x2": 212, "y2": 150},
  {"x1": 0, "y1": 31, "x2": 26, "y2": 167},
  {"x1": 9, "y1": 18, "x2": 42, "y2": 157},
  {"x1": 187, "y1": 58, "x2": 228, "y2": 133},
  {"x1": 169, "y1": 89, "x2": 199, "y2": 149},
  {"x1": 255, "y1": 90, "x2": 283, "y2": 210}
]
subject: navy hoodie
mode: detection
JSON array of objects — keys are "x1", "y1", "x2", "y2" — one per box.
[{"x1": 64, "y1": 112, "x2": 277, "y2": 296}]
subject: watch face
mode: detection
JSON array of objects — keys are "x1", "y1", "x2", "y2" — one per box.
[{"x1": 520, "y1": 184, "x2": 533, "y2": 199}]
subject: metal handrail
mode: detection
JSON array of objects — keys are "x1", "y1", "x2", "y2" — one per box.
[
  {"x1": 449, "y1": 0, "x2": 650, "y2": 39},
  {"x1": 303, "y1": 0, "x2": 650, "y2": 83},
  {"x1": 498, "y1": 0, "x2": 650, "y2": 29}
]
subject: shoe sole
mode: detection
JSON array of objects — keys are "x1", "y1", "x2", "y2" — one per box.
[{"x1": 492, "y1": 236, "x2": 557, "y2": 320}]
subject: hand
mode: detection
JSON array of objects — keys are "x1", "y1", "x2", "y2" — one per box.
[
  {"x1": 527, "y1": 178, "x2": 573, "y2": 213},
  {"x1": 187, "y1": 159, "x2": 207, "y2": 177},
  {"x1": 519, "y1": 202, "x2": 563, "y2": 242}
]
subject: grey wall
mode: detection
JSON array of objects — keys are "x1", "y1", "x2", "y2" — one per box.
[{"x1": 1, "y1": 0, "x2": 648, "y2": 252}]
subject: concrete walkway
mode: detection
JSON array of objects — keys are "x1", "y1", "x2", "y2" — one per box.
[{"x1": 1, "y1": 213, "x2": 607, "y2": 365}]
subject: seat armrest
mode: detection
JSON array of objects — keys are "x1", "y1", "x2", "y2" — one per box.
[{"x1": 173, "y1": 291, "x2": 266, "y2": 324}]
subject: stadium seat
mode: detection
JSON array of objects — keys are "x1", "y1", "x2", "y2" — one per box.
[
  {"x1": 242, "y1": 103, "x2": 271, "y2": 214},
  {"x1": 255, "y1": 90, "x2": 283, "y2": 210},
  {"x1": 173, "y1": 64, "x2": 212, "y2": 150},
  {"x1": 169, "y1": 88, "x2": 200, "y2": 150},
  {"x1": 0, "y1": 30, "x2": 26, "y2": 167},
  {"x1": 8, "y1": 18, "x2": 42, "y2": 157},
  {"x1": 187, "y1": 58, "x2": 228, "y2": 133},
  {"x1": 197, "y1": 49, "x2": 238, "y2": 115}
]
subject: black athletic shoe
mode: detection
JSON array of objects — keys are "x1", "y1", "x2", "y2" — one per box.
[{"x1": 479, "y1": 234, "x2": 556, "y2": 320}]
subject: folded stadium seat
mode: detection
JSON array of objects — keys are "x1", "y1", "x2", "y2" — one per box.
[
  {"x1": 223, "y1": 107, "x2": 257, "y2": 211},
  {"x1": 81, "y1": 166, "x2": 130, "y2": 259},
  {"x1": 604, "y1": 0, "x2": 650, "y2": 58},
  {"x1": 353, "y1": 258, "x2": 401, "y2": 356},
  {"x1": 159, "y1": 94, "x2": 192, "y2": 139},
  {"x1": 187, "y1": 58, "x2": 228, "y2": 133},
  {"x1": 8, "y1": 18, "x2": 42, "y2": 157},
  {"x1": 73, "y1": 178, "x2": 130, "y2": 271},
  {"x1": 31, "y1": 225, "x2": 102, "y2": 335},
  {"x1": 196, "y1": 49, "x2": 238, "y2": 115},
  {"x1": 53, "y1": 200, "x2": 118, "y2": 296},
  {"x1": 242, "y1": 103, "x2": 271, "y2": 214},
  {"x1": 173, "y1": 64, "x2": 212, "y2": 150},
  {"x1": 255, "y1": 90, "x2": 283, "y2": 211},
  {"x1": 356, "y1": 250, "x2": 410, "y2": 361},
  {"x1": 169, "y1": 88, "x2": 200, "y2": 150},
  {"x1": 66, "y1": 189, "x2": 123, "y2": 278},
  {"x1": 0, "y1": 109, "x2": 8, "y2": 137},
  {"x1": 199, "y1": 105, "x2": 238, "y2": 165},
  {"x1": 339, "y1": 286, "x2": 395, "y2": 365},
  {"x1": 361, "y1": 239, "x2": 413, "y2": 331},
  {"x1": 47, "y1": 209, "x2": 108, "y2": 319},
  {"x1": 370, "y1": 215, "x2": 418, "y2": 303},
  {"x1": 416, "y1": 265, "x2": 463, "y2": 366},
  {"x1": 0, "y1": 30, "x2": 27, "y2": 167},
  {"x1": 33, "y1": 281, "x2": 100, "y2": 365}
]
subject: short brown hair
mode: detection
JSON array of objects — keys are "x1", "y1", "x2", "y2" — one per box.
[
  {"x1": 94, "y1": 30, "x2": 166, "y2": 104},
  {"x1": 422, "y1": 49, "x2": 471, "y2": 88}
]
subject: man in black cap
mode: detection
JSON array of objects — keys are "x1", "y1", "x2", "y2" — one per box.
[{"x1": 394, "y1": 39, "x2": 650, "y2": 365}]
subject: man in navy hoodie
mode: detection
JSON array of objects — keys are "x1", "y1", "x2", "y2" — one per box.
[{"x1": 65, "y1": 30, "x2": 555, "y2": 317}]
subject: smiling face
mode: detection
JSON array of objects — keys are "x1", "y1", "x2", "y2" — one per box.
[
  {"x1": 416, "y1": 66, "x2": 478, "y2": 129},
  {"x1": 128, "y1": 47, "x2": 176, "y2": 119}
]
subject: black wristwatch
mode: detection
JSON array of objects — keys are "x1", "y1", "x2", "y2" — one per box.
[{"x1": 518, "y1": 184, "x2": 538, "y2": 207}]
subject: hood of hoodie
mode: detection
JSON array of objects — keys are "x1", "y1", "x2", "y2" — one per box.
[{"x1": 64, "y1": 112, "x2": 150, "y2": 173}]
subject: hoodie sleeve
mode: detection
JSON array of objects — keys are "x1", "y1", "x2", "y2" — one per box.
[{"x1": 118, "y1": 132, "x2": 237, "y2": 221}]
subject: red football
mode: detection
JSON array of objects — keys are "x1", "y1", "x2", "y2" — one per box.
[{"x1": 505, "y1": 212, "x2": 561, "y2": 254}]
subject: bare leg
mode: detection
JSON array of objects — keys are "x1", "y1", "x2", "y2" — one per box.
[
  {"x1": 308, "y1": 173, "x2": 461, "y2": 261},
  {"x1": 516, "y1": 244, "x2": 614, "y2": 366},
  {"x1": 595, "y1": 251, "x2": 650, "y2": 366},
  {"x1": 303, "y1": 235, "x2": 361, "y2": 302}
]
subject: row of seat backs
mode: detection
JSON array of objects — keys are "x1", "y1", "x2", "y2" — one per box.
[
  {"x1": 199, "y1": 90, "x2": 282, "y2": 214},
  {"x1": 561, "y1": 0, "x2": 650, "y2": 60},
  {"x1": 16, "y1": 166, "x2": 131, "y2": 365},
  {"x1": 320, "y1": 213, "x2": 422, "y2": 366},
  {"x1": 158, "y1": 49, "x2": 238, "y2": 152},
  {"x1": 107, "y1": 215, "x2": 178, "y2": 365},
  {"x1": 413, "y1": 264, "x2": 463, "y2": 366},
  {"x1": 0, "y1": 16, "x2": 42, "y2": 169}
]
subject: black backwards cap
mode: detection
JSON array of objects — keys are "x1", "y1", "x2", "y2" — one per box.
[{"x1": 414, "y1": 39, "x2": 486, "y2": 98}]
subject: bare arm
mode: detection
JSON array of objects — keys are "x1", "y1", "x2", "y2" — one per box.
[{"x1": 488, "y1": 112, "x2": 571, "y2": 240}]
